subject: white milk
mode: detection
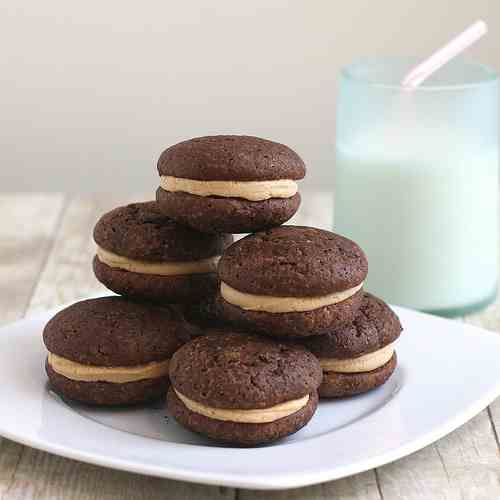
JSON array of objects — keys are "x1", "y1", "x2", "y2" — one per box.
[{"x1": 335, "y1": 126, "x2": 498, "y2": 312}]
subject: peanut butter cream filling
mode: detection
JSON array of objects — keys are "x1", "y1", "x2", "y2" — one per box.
[
  {"x1": 174, "y1": 389, "x2": 309, "y2": 423},
  {"x1": 220, "y1": 282, "x2": 363, "y2": 313},
  {"x1": 97, "y1": 246, "x2": 219, "y2": 276},
  {"x1": 160, "y1": 176, "x2": 298, "y2": 202},
  {"x1": 320, "y1": 343, "x2": 395, "y2": 374},
  {"x1": 47, "y1": 352, "x2": 170, "y2": 383}
]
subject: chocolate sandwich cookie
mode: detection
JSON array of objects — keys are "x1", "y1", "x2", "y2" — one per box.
[
  {"x1": 217, "y1": 226, "x2": 368, "y2": 337},
  {"x1": 93, "y1": 202, "x2": 232, "y2": 303},
  {"x1": 43, "y1": 297, "x2": 192, "y2": 405},
  {"x1": 167, "y1": 332, "x2": 322, "y2": 445},
  {"x1": 156, "y1": 135, "x2": 305, "y2": 234},
  {"x1": 182, "y1": 295, "x2": 229, "y2": 333},
  {"x1": 302, "y1": 293, "x2": 402, "y2": 398}
]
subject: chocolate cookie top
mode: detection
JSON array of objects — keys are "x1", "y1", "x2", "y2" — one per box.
[
  {"x1": 182, "y1": 296, "x2": 226, "y2": 330},
  {"x1": 157, "y1": 135, "x2": 306, "y2": 181},
  {"x1": 94, "y1": 202, "x2": 232, "y2": 262},
  {"x1": 218, "y1": 226, "x2": 368, "y2": 296},
  {"x1": 302, "y1": 293, "x2": 402, "y2": 359},
  {"x1": 43, "y1": 297, "x2": 192, "y2": 366},
  {"x1": 169, "y1": 332, "x2": 322, "y2": 409}
]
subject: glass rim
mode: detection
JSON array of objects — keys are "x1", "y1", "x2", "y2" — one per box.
[{"x1": 341, "y1": 56, "x2": 499, "y2": 91}]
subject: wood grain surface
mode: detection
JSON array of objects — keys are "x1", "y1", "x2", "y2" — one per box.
[{"x1": 0, "y1": 193, "x2": 499, "y2": 500}]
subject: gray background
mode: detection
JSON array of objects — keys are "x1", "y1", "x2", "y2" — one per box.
[{"x1": 2, "y1": 0, "x2": 499, "y2": 193}]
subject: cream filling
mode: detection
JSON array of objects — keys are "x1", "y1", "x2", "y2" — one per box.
[
  {"x1": 97, "y1": 246, "x2": 219, "y2": 276},
  {"x1": 320, "y1": 343, "x2": 395, "y2": 374},
  {"x1": 220, "y1": 281, "x2": 363, "y2": 313},
  {"x1": 160, "y1": 176, "x2": 298, "y2": 202},
  {"x1": 175, "y1": 389, "x2": 309, "y2": 423},
  {"x1": 47, "y1": 352, "x2": 170, "y2": 383}
]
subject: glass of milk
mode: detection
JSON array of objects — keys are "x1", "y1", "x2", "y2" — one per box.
[{"x1": 335, "y1": 57, "x2": 499, "y2": 316}]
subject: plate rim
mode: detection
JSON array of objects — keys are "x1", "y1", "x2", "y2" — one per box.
[
  {"x1": 1, "y1": 299, "x2": 500, "y2": 490},
  {"x1": 1, "y1": 381, "x2": 500, "y2": 490}
]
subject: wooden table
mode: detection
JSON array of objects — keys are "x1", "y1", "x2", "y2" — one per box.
[{"x1": 1, "y1": 192, "x2": 500, "y2": 500}]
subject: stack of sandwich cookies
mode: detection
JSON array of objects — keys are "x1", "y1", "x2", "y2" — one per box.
[
  {"x1": 40, "y1": 132, "x2": 403, "y2": 444},
  {"x1": 167, "y1": 332, "x2": 322, "y2": 445},
  {"x1": 43, "y1": 297, "x2": 192, "y2": 405},
  {"x1": 217, "y1": 226, "x2": 368, "y2": 337},
  {"x1": 156, "y1": 135, "x2": 305, "y2": 234},
  {"x1": 93, "y1": 202, "x2": 232, "y2": 303},
  {"x1": 302, "y1": 293, "x2": 402, "y2": 398}
]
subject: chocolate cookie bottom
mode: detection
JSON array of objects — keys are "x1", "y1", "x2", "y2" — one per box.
[
  {"x1": 217, "y1": 290, "x2": 364, "y2": 338},
  {"x1": 156, "y1": 188, "x2": 301, "y2": 234},
  {"x1": 167, "y1": 388, "x2": 319, "y2": 446},
  {"x1": 93, "y1": 256, "x2": 218, "y2": 304},
  {"x1": 46, "y1": 361, "x2": 169, "y2": 406},
  {"x1": 319, "y1": 353, "x2": 397, "y2": 398}
]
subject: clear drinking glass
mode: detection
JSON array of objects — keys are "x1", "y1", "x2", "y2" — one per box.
[{"x1": 335, "y1": 57, "x2": 499, "y2": 316}]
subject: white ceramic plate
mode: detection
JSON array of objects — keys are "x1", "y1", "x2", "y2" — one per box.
[{"x1": 1, "y1": 298, "x2": 500, "y2": 490}]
